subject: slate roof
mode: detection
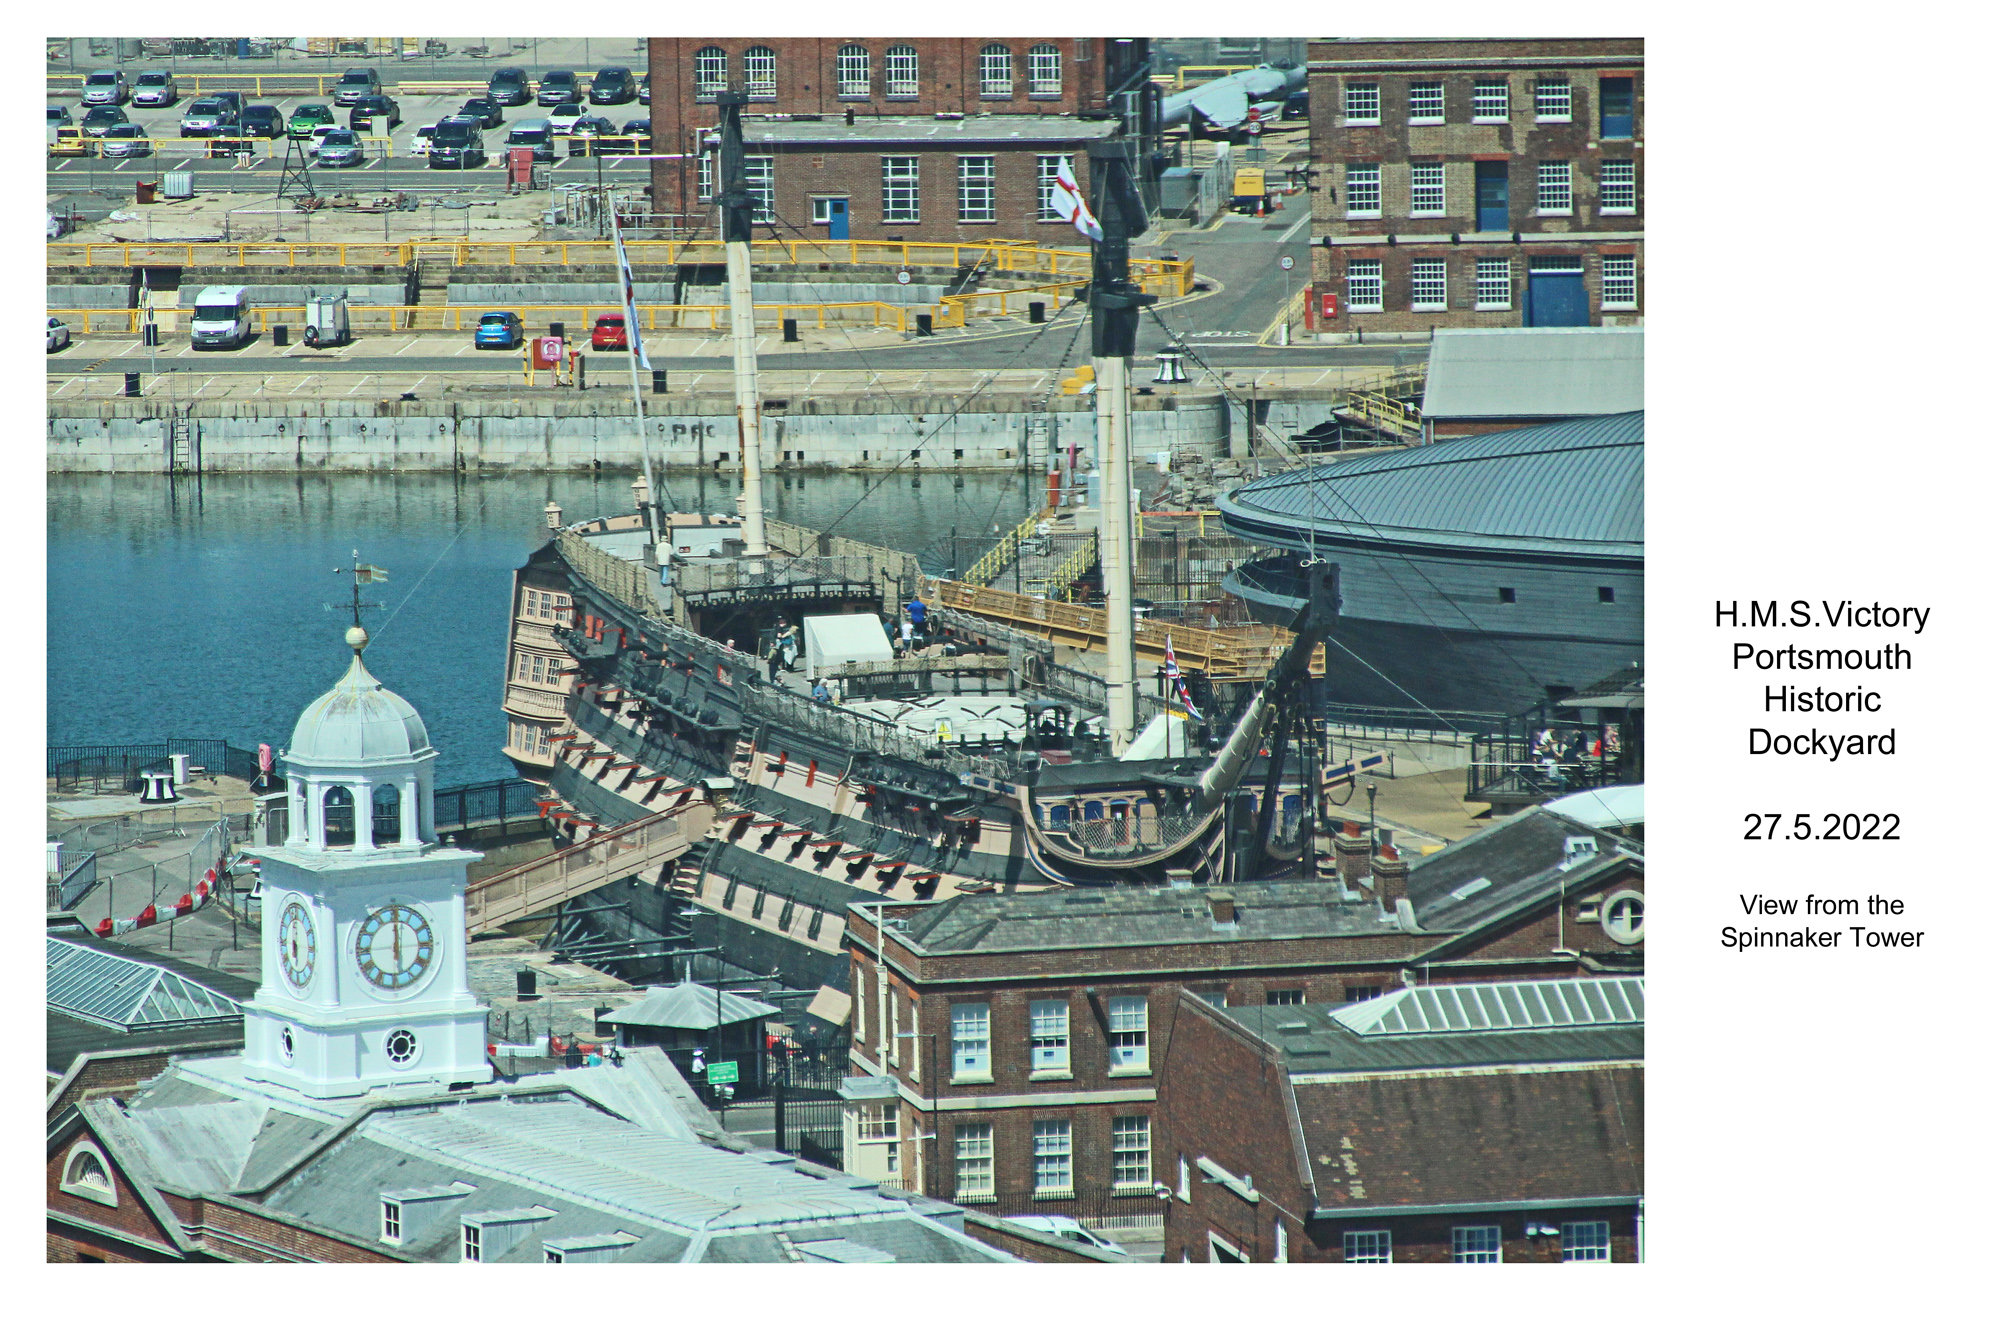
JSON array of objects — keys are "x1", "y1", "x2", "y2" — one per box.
[
  {"x1": 609, "y1": 982, "x2": 781, "y2": 1031},
  {"x1": 1420, "y1": 327, "x2": 1644, "y2": 420},
  {"x1": 1400, "y1": 806, "x2": 1642, "y2": 936}
]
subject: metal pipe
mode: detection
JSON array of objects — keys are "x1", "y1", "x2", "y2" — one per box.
[
  {"x1": 1097, "y1": 352, "x2": 1136, "y2": 754},
  {"x1": 727, "y1": 237, "x2": 767, "y2": 556}
]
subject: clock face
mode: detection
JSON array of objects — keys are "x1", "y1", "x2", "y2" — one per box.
[
  {"x1": 354, "y1": 903, "x2": 436, "y2": 991},
  {"x1": 279, "y1": 900, "x2": 317, "y2": 991}
]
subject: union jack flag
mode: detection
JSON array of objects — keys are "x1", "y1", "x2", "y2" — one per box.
[
  {"x1": 1164, "y1": 635, "x2": 1203, "y2": 721},
  {"x1": 611, "y1": 208, "x2": 652, "y2": 372}
]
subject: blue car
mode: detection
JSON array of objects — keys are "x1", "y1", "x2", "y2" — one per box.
[{"x1": 474, "y1": 311, "x2": 524, "y2": 349}]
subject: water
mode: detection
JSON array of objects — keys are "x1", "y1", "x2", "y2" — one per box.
[{"x1": 48, "y1": 469, "x2": 1036, "y2": 788}]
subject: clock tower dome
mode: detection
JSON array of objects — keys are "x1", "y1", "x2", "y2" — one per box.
[{"x1": 240, "y1": 626, "x2": 492, "y2": 1098}]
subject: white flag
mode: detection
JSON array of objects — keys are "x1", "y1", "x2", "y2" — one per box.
[
  {"x1": 1050, "y1": 158, "x2": 1103, "y2": 243},
  {"x1": 610, "y1": 209, "x2": 652, "y2": 371}
]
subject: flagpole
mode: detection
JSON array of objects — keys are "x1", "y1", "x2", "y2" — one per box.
[{"x1": 611, "y1": 209, "x2": 664, "y2": 546}]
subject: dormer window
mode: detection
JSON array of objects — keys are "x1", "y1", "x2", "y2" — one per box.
[
  {"x1": 380, "y1": 1200, "x2": 402, "y2": 1242},
  {"x1": 462, "y1": 1223, "x2": 483, "y2": 1262}
]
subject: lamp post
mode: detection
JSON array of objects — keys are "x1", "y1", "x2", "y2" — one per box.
[{"x1": 1366, "y1": 781, "x2": 1378, "y2": 853}]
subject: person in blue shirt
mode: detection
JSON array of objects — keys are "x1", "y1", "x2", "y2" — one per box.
[{"x1": 905, "y1": 594, "x2": 927, "y2": 632}]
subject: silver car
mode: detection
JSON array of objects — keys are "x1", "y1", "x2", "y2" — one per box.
[
  {"x1": 130, "y1": 70, "x2": 178, "y2": 107},
  {"x1": 99, "y1": 124, "x2": 152, "y2": 158},
  {"x1": 313, "y1": 128, "x2": 364, "y2": 168},
  {"x1": 81, "y1": 70, "x2": 127, "y2": 106}
]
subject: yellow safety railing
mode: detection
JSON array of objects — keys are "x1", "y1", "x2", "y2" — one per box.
[
  {"x1": 48, "y1": 136, "x2": 395, "y2": 160},
  {"x1": 49, "y1": 72, "x2": 496, "y2": 99},
  {"x1": 50, "y1": 300, "x2": 997, "y2": 337},
  {"x1": 963, "y1": 507, "x2": 1056, "y2": 587},
  {"x1": 1343, "y1": 387, "x2": 1422, "y2": 440},
  {"x1": 1044, "y1": 530, "x2": 1100, "y2": 601}
]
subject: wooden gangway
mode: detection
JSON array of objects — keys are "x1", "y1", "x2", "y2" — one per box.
[{"x1": 464, "y1": 802, "x2": 713, "y2": 934}]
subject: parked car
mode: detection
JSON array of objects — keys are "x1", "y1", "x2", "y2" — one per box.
[
  {"x1": 80, "y1": 105, "x2": 130, "y2": 136},
  {"x1": 180, "y1": 98, "x2": 234, "y2": 136},
  {"x1": 638, "y1": 74, "x2": 650, "y2": 105},
  {"x1": 189, "y1": 285, "x2": 253, "y2": 350},
  {"x1": 504, "y1": 118, "x2": 555, "y2": 163},
  {"x1": 347, "y1": 94, "x2": 402, "y2": 130},
  {"x1": 407, "y1": 123, "x2": 438, "y2": 157},
  {"x1": 130, "y1": 70, "x2": 178, "y2": 107},
  {"x1": 288, "y1": 103, "x2": 336, "y2": 138},
  {"x1": 474, "y1": 310, "x2": 525, "y2": 349},
  {"x1": 48, "y1": 104, "x2": 74, "y2": 129},
  {"x1": 81, "y1": 69, "x2": 128, "y2": 106},
  {"x1": 427, "y1": 117, "x2": 486, "y2": 168},
  {"x1": 537, "y1": 69, "x2": 578, "y2": 106},
  {"x1": 49, "y1": 127, "x2": 90, "y2": 157},
  {"x1": 590, "y1": 314, "x2": 629, "y2": 351},
  {"x1": 48, "y1": 317, "x2": 71, "y2": 352},
  {"x1": 211, "y1": 91, "x2": 245, "y2": 118},
  {"x1": 240, "y1": 105, "x2": 283, "y2": 138},
  {"x1": 332, "y1": 67, "x2": 381, "y2": 106},
  {"x1": 589, "y1": 66, "x2": 636, "y2": 105},
  {"x1": 1002, "y1": 1217, "x2": 1129, "y2": 1256},
  {"x1": 488, "y1": 66, "x2": 531, "y2": 105},
  {"x1": 457, "y1": 95, "x2": 503, "y2": 128},
  {"x1": 99, "y1": 124, "x2": 152, "y2": 158},
  {"x1": 313, "y1": 127, "x2": 364, "y2": 167},
  {"x1": 568, "y1": 117, "x2": 620, "y2": 155},
  {"x1": 546, "y1": 102, "x2": 587, "y2": 135}
]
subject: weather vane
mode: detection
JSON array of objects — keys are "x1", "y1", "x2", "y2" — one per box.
[{"x1": 327, "y1": 550, "x2": 389, "y2": 631}]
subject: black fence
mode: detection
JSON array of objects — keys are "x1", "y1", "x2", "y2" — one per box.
[
  {"x1": 49, "y1": 739, "x2": 263, "y2": 793},
  {"x1": 972, "y1": 1184, "x2": 1164, "y2": 1227},
  {"x1": 765, "y1": 1038, "x2": 848, "y2": 1170},
  {"x1": 1322, "y1": 703, "x2": 1510, "y2": 741},
  {"x1": 433, "y1": 778, "x2": 545, "y2": 833}
]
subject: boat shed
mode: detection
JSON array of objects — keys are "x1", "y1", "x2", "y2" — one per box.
[
  {"x1": 1420, "y1": 328, "x2": 1644, "y2": 440},
  {"x1": 608, "y1": 982, "x2": 781, "y2": 1097}
]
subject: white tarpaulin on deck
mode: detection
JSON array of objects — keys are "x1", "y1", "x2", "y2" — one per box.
[{"x1": 802, "y1": 614, "x2": 893, "y2": 681}]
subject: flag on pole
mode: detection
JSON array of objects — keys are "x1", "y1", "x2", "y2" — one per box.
[
  {"x1": 1049, "y1": 157, "x2": 1103, "y2": 243},
  {"x1": 610, "y1": 209, "x2": 653, "y2": 371},
  {"x1": 355, "y1": 563, "x2": 389, "y2": 584},
  {"x1": 1163, "y1": 635, "x2": 1204, "y2": 721}
]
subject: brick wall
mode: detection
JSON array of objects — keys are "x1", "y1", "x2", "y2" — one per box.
[
  {"x1": 1303, "y1": 1207, "x2": 1640, "y2": 1263},
  {"x1": 755, "y1": 143, "x2": 1091, "y2": 245},
  {"x1": 47, "y1": 1126, "x2": 182, "y2": 1260}
]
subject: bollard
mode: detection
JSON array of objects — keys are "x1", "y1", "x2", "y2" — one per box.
[
  {"x1": 273, "y1": 325, "x2": 288, "y2": 347},
  {"x1": 143, "y1": 324, "x2": 160, "y2": 347},
  {"x1": 549, "y1": 321, "x2": 565, "y2": 339},
  {"x1": 124, "y1": 372, "x2": 142, "y2": 398},
  {"x1": 652, "y1": 369, "x2": 668, "y2": 394},
  {"x1": 1028, "y1": 301, "x2": 1045, "y2": 324},
  {"x1": 575, "y1": 354, "x2": 586, "y2": 390},
  {"x1": 782, "y1": 317, "x2": 798, "y2": 343},
  {"x1": 915, "y1": 313, "x2": 933, "y2": 336}
]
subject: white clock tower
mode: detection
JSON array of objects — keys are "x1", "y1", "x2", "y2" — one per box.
[{"x1": 240, "y1": 626, "x2": 492, "y2": 1098}]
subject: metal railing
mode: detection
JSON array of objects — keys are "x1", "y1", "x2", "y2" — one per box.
[
  {"x1": 1042, "y1": 530, "x2": 1100, "y2": 599},
  {"x1": 53, "y1": 850, "x2": 100, "y2": 910},
  {"x1": 48, "y1": 135, "x2": 394, "y2": 160},
  {"x1": 1323, "y1": 703, "x2": 1507, "y2": 743},
  {"x1": 675, "y1": 554, "x2": 881, "y2": 604},
  {"x1": 465, "y1": 802, "x2": 709, "y2": 934},
  {"x1": 963, "y1": 507, "x2": 1055, "y2": 587},
  {"x1": 556, "y1": 529, "x2": 657, "y2": 617},
  {"x1": 742, "y1": 686, "x2": 1015, "y2": 782},
  {"x1": 1342, "y1": 386, "x2": 1421, "y2": 440},
  {"x1": 49, "y1": 738, "x2": 262, "y2": 792},
  {"x1": 432, "y1": 778, "x2": 545, "y2": 833}
]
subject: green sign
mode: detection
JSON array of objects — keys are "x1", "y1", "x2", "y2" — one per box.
[{"x1": 705, "y1": 1061, "x2": 739, "y2": 1086}]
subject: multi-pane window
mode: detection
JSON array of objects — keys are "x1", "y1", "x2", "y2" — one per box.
[
  {"x1": 885, "y1": 45, "x2": 919, "y2": 98},
  {"x1": 1035, "y1": 155, "x2": 1065, "y2": 221},
  {"x1": 950, "y1": 1001, "x2": 990, "y2": 1076},
  {"x1": 1344, "y1": 163, "x2": 1381, "y2": 218},
  {"x1": 1193, "y1": 990, "x2": 1227, "y2": 1008},
  {"x1": 1346, "y1": 259, "x2": 1384, "y2": 312},
  {"x1": 1476, "y1": 259, "x2": 1512, "y2": 310},
  {"x1": 698, "y1": 151, "x2": 713, "y2": 201},
  {"x1": 1409, "y1": 161, "x2": 1444, "y2": 216},
  {"x1": 1561, "y1": 1220, "x2": 1611, "y2": 1262},
  {"x1": 1107, "y1": 996, "x2": 1149, "y2": 1070},
  {"x1": 1265, "y1": 989, "x2": 1305, "y2": 1006},
  {"x1": 955, "y1": 1123, "x2": 994, "y2": 1198},
  {"x1": 1032, "y1": 1119, "x2": 1073, "y2": 1194},
  {"x1": 979, "y1": 44, "x2": 1014, "y2": 96},
  {"x1": 1535, "y1": 76, "x2": 1572, "y2": 121},
  {"x1": 1411, "y1": 260, "x2": 1446, "y2": 312},
  {"x1": 1112, "y1": 1115, "x2": 1151, "y2": 1187},
  {"x1": 1345, "y1": 983, "x2": 1384, "y2": 1002},
  {"x1": 882, "y1": 156, "x2": 920, "y2": 223},
  {"x1": 1537, "y1": 161, "x2": 1572, "y2": 214},
  {"x1": 744, "y1": 155, "x2": 774, "y2": 224},
  {"x1": 858, "y1": 1103, "x2": 897, "y2": 1141},
  {"x1": 1029, "y1": 998, "x2": 1070, "y2": 1072},
  {"x1": 1452, "y1": 1225, "x2": 1503, "y2": 1263},
  {"x1": 1343, "y1": 1230, "x2": 1392, "y2": 1262},
  {"x1": 462, "y1": 1224, "x2": 483, "y2": 1262},
  {"x1": 1344, "y1": 81, "x2": 1379, "y2": 124},
  {"x1": 381, "y1": 1201, "x2": 402, "y2": 1240},
  {"x1": 837, "y1": 44, "x2": 870, "y2": 98},
  {"x1": 1472, "y1": 79, "x2": 1509, "y2": 122},
  {"x1": 1408, "y1": 81, "x2": 1443, "y2": 124},
  {"x1": 744, "y1": 46, "x2": 776, "y2": 100},
  {"x1": 957, "y1": 155, "x2": 996, "y2": 223},
  {"x1": 1028, "y1": 43, "x2": 1062, "y2": 96},
  {"x1": 694, "y1": 46, "x2": 727, "y2": 101},
  {"x1": 1600, "y1": 161, "x2": 1636, "y2": 214},
  {"x1": 1601, "y1": 256, "x2": 1637, "y2": 310}
]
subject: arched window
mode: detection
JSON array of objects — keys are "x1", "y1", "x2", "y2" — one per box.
[
  {"x1": 1028, "y1": 43, "x2": 1062, "y2": 96},
  {"x1": 372, "y1": 783, "x2": 402, "y2": 845},
  {"x1": 744, "y1": 46, "x2": 776, "y2": 100},
  {"x1": 979, "y1": 44, "x2": 1014, "y2": 97},
  {"x1": 884, "y1": 45, "x2": 919, "y2": 98},
  {"x1": 837, "y1": 44, "x2": 870, "y2": 98},
  {"x1": 61, "y1": 1143, "x2": 118, "y2": 1206},
  {"x1": 694, "y1": 46, "x2": 727, "y2": 101},
  {"x1": 323, "y1": 785, "x2": 355, "y2": 847}
]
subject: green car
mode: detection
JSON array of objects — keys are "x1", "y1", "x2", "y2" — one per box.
[{"x1": 287, "y1": 103, "x2": 335, "y2": 138}]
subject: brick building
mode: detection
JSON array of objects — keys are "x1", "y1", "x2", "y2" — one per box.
[
  {"x1": 1156, "y1": 979, "x2": 1645, "y2": 1263},
  {"x1": 1305, "y1": 38, "x2": 1643, "y2": 341},
  {"x1": 838, "y1": 808, "x2": 1644, "y2": 1222}
]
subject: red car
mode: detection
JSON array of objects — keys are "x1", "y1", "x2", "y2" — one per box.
[{"x1": 590, "y1": 314, "x2": 628, "y2": 350}]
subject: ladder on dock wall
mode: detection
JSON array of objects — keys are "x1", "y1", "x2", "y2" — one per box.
[{"x1": 161, "y1": 416, "x2": 201, "y2": 474}]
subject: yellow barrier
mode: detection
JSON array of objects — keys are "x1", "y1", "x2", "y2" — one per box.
[
  {"x1": 50, "y1": 74, "x2": 497, "y2": 99},
  {"x1": 49, "y1": 301, "x2": 927, "y2": 337},
  {"x1": 47, "y1": 136, "x2": 395, "y2": 160}
]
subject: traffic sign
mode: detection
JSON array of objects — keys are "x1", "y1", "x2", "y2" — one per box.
[
  {"x1": 1278, "y1": 255, "x2": 1295, "y2": 271},
  {"x1": 896, "y1": 269, "x2": 912, "y2": 285},
  {"x1": 705, "y1": 1060, "x2": 739, "y2": 1085}
]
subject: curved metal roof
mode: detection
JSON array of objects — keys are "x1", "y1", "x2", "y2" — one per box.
[{"x1": 1218, "y1": 412, "x2": 1643, "y2": 559}]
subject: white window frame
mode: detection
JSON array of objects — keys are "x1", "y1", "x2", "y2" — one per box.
[
  {"x1": 697, "y1": 151, "x2": 713, "y2": 201},
  {"x1": 1107, "y1": 995, "x2": 1149, "y2": 1073},
  {"x1": 1410, "y1": 259, "x2": 1447, "y2": 312},
  {"x1": 1275, "y1": 1221, "x2": 1289, "y2": 1262},
  {"x1": 1032, "y1": 1118, "x2": 1073, "y2": 1196},
  {"x1": 1344, "y1": 163, "x2": 1381, "y2": 219},
  {"x1": 884, "y1": 46, "x2": 919, "y2": 99},
  {"x1": 1407, "y1": 80, "x2": 1443, "y2": 125},
  {"x1": 1408, "y1": 161, "x2": 1444, "y2": 217},
  {"x1": 957, "y1": 155, "x2": 996, "y2": 224},
  {"x1": 1035, "y1": 154, "x2": 1066, "y2": 221},
  {"x1": 1452, "y1": 1224, "x2": 1503, "y2": 1263},
  {"x1": 1029, "y1": 998, "x2": 1070, "y2": 1074},
  {"x1": 1601, "y1": 255, "x2": 1638, "y2": 310},
  {"x1": 1112, "y1": 1114, "x2": 1152, "y2": 1189},
  {"x1": 60, "y1": 1144, "x2": 118, "y2": 1208},
  {"x1": 1343, "y1": 81, "x2": 1380, "y2": 125},
  {"x1": 462, "y1": 1223, "x2": 484, "y2": 1262},
  {"x1": 979, "y1": 44, "x2": 1014, "y2": 97},
  {"x1": 1343, "y1": 1229, "x2": 1392, "y2": 1262},
  {"x1": 1561, "y1": 1219, "x2": 1612, "y2": 1262},
  {"x1": 380, "y1": 1200, "x2": 402, "y2": 1242},
  {"x1": 1264, "y1": 988, "x2": 1306, "y2": 1006},
  {"x1": 1472, "y1": 79, "x2": 1509, "y2": 123},
  {"x1": 1475, "y1": 258, "x2": 1512, "y2": 310},
  {"x1": 694, "y1": 47, "x2": 727, "y2": 102},
  {"x1": 1537, "y1": 161, "x2": 1573, "y2": 216},
  {"x1": 810, "y1": 195, "x2": 846, "y2": 225},
  {"x1": 950, "y1": 1001, "x2": 990, "y2": 1079},
  {"x1": 955, "y1": 1122, "x2": 995, "y2": 1201},
  {"x1": 857, "y1": 1102, "x2": 898, "y2": 1142},
  {"x1": 1599, "y1": 160, "x2": 1636, "y2": 215},
  {"x1": 744, "y1": 46, "x2": 776, "y2": 101},
  {"x1": 744, "y1": 154, "x2": 775, "y2": 225},
  {"x1": 1028, "y1": 44, "x2": 1062, "y2": 97},
  {"x1": 1346, "y1": 259, "x2": 1384, "y2": 313},
  {"x1": 1535, "y1": 76, "x2": 1573, "y2": 123},
  {"x1": 881, "y1": 155, "x2": 920, "y2": 224},
  {"x1": 837, "y1": 44, "x2": 870, "y2": 99}
]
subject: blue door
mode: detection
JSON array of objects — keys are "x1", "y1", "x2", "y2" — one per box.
[
  {"x1": 1475, "y1": 161, "x2": 1509, "y2": 232},
  {"x1": 1526, "y1": 261, "x2": 1590, "y2": 326},
  {"x1": 826, "y1": 197, "x2": 849, "y2": 240}
]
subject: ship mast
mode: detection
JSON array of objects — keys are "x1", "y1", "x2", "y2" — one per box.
[
  {"x1": 1087, "y1": 142, "x2": 1155, "y2": 756},
  {"x1": 716, "y1": 91, "x2": 769, "y2": 557}
]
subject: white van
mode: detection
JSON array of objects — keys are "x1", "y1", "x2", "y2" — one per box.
[{"x1": 189, "y1": 285, "x2": 252, "y2": 349}]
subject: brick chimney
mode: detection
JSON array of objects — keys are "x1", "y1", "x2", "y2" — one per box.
[
  {"x1": 1335, "y1": 821, "x2": 1374, "y2": 890},
  {"x1": 1370, "y1": 839, "x2": 1410, "y2": 903},
  {"x1": 1205, "y1": 890, "x2": 1236, "y2": 925}
]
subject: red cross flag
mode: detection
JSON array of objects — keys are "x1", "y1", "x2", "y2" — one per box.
[{"x1": 1050, "y1": 157, "x2": 1103, "y2": 244}]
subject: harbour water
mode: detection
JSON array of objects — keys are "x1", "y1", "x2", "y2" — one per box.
[{"x1": 48, "y1": 469, "x2": 1035, "y2": 788}]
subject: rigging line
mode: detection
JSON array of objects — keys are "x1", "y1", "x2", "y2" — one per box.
[{"x1": 370, "y1": 514, "x2": 475, "y2": 647}]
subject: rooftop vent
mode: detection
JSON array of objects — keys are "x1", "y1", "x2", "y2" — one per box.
[{"x1": 1562, "y1": 835, "x2": 1600, "y2": 870}]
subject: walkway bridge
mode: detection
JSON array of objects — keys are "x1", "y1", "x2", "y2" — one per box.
[{"x1": 464, "y1": 800, "x2": 713, "y2": 935}]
